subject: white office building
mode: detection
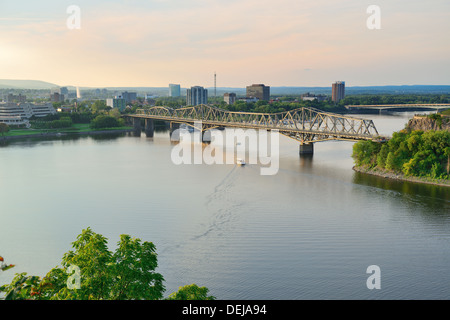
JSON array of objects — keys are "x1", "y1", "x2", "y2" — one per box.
[{"x1": 0, "y1": 102, "x2": 56, "y2": 127}]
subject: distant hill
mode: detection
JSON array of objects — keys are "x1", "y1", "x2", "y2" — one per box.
[
  {"x1": 1, "y1": 80, "x2": 449, "y2": 95},
  {"x1": 0, "y1": 79, "x2": 59, "y2": 90}
]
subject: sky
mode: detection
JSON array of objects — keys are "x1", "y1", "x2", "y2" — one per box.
[{"x1": 0, "y1": 0, "x2": 449, "y2": 88}]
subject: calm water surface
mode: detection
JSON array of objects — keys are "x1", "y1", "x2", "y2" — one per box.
[{"x1": 0, "y1": 112, "x2": 449, "y2": 300}]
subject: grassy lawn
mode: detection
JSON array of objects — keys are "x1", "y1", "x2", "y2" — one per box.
[{"x1": 5, "y1": 129, "x2": 51, "y2": 136}]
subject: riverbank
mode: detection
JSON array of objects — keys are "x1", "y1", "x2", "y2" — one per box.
[
  {"x1": 353, "y1": 165, "x2": 450, "y2": 187},
  {"x1": 1, "y1": 127, "x2": 133, "y2": 141}
]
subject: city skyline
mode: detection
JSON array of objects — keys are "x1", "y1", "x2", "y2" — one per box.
[{"x1": 1, "y1": 0, "x2": 449, "y2": 88}]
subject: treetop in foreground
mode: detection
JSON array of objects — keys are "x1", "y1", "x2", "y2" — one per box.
[{"x1": 0, "y1": 228, "x2": 215, "y2": 300}]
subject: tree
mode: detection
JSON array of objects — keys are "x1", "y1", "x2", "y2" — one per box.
[
  {"x1": 91, "y1": 100, "x2": 109, "y2": 114},
  {"x1": 0, "y1": 228, "x2": 213, "y2": 300},
  {"x1": 0, "y1": 123, "x2": 10, "y2": 136},
  {"x1": 109, "y1": 234, "x2": 165, "y2": 300},
  {"x1": 48, "y1": 117, "x2": 73, "y2": 129},
  {"x1": 353, "y1": 127, "x2": 449, "y2": 181},
  {"x1": 90, "y1": 115, "x2": 124, "y2": 129},
  {"x1": 166, "y1": 284, "x2": 216, "y2": 300},
  {"x1": 352, "y1": 140, "x2": 381, "y2": 168},
  {"x1": 108, "y1": 108, "x2": 122, "y2": 119}
]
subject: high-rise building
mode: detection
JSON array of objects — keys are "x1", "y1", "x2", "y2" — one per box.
[
  {"x1": 187, "y1": 86, "x2": 208, "y2": 106},
  {"x1": 106, "y1": 97, "x2": 127, "y2": 112},
  {"x1": 224, "y1": 93, "x2": 236, "y2": 105},
  {"x1": 60, "y1": 87, "x2": 69, "y2": 96},
  {"x1": 332, "y1": 81, "x2": 345, "y2": 103},
  {"x1": 121, "y1": 91, "x2": 137, "y2": 103},
  {"x1": 246, "y1": 84, "x2": 270, "y2": 101},
  {"x1": 169, "y1": 84, "x2": 181, "y2": 97},
  {"x1": 50, "y1": 92, "x2": 64, "y2": 102}
]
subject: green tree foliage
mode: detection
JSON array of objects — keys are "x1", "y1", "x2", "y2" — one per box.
[
  {"x1": 91, "y1": 100, "x2": 110, "y2": 114},
  {"x1": 154, "y1": 97, "x2": 185, "y2": 108},
  {"x1": 351, "y1": 140, "x2": 381, "y2": 167},
  {"x1": 166, "y1": 284, "x2": 216, "y2": 300},
  {"x1": 69, "y1": 112, "x2": 95, "y2": 124},
  {"x1": 0, "y1": 228, "x2": 214, "y2": 300},
  {"x1": 0, "y1": 273, "x2": 40, "y2": 300},
  {"x1": 428, "y1": 113, "x2": 443, "y2": 128},
  {"x1": 90, "y1": 115, "x2": 124, "y2": 129},
  {"x1": 108, "y1": 108, "x2": 122, "y2": 119},
  {"x1": 341, "y1": 94, "x2": 450, "y2": 106},
  {"x1": 31, "y1": 113, "x2": 95, "y2": 128},
  {"x1": 0, "y1": 123, "x2": 10, "y2": 136},
  {"x1": 48, "y1": 117, "x2": 72, "y2": 129},
  {"x1": 352, "y1": 129, "x2": 450, "y2": 180},
  {"x1": 31, "y1": 117, "x2": 73, "y2": 129}
]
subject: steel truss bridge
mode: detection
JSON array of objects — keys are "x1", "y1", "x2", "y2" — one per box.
[{"x1": 127, "y1": 105, "x2": 382, "y2": 146}]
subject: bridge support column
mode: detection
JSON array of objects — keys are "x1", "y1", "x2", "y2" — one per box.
[
  {"x1": 133, "y1": 118, "x2": 142, "y2": 137},
  {"x1": 170, "y1": 122, "x2": 180, "y2": 133},
  {"x1": 170, "y1": 122, "x2": 180, "y2": 141},
  {"x1": 299, "y1": 143, "x2": 314, "y2": 156},
  {"x1": 195, "y1": 123, "x2": 212, "y2": 143},
  {"x1": 145, "y1": 119, "x2": 154, "y2": 137}
]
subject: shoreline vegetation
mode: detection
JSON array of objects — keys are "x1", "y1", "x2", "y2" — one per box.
[
  {"x1": 1, "y1": 126, "x2": 133, "y2": 141},
  {"x1": 352, "y1": 113, "x2": 450, "y2": 188},
  {"x1": 352, "y1": 165, "x2": 450, "y2": 187},
  {"x1": 0, "y1": 110, "x2": 134, "y2": 141}
]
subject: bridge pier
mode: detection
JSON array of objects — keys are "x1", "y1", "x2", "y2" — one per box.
[
  {"x1": 194, "y1": 122, "x2": 213, "y2": 143},
  {"x1": 145, "y1": 119, "x2": 154, "y2": 137},
  {"x1": 299, "y1": 143, "x2": 314, "y2": 156},
  {"x1": 170, "y1": 122, "x2": 180, "y2": 133},
  {"x1": 170, "y1": 122, "x2": 180, "y2": 141},
  {"x1": 133, "y1": 118, "x2": 142, "y2": 137},
  {"x1": 202, "y1": 129, "x2": 211, "y2": 143}
]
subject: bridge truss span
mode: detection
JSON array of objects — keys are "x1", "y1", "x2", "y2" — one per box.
[{"x1": 132, "y1": 104, "x2": 381, "y2": 144}]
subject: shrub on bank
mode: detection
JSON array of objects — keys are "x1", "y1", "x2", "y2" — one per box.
[
  {"x1": 352, "y1": 130, "x2": 450, "y2": 180},
  {"x1": 90, "y1": 115, "x2": 124, "y2": 129}
]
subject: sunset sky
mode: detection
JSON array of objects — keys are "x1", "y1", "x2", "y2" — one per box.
[{"x1": 1, "y1": 0, "x2": 449, "y2": 88}]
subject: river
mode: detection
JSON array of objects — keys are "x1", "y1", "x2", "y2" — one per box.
[{"x1": 0, "y1": 112, "x2": 449, "y2": 300}]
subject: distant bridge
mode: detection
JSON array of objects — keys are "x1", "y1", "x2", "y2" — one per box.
[
  {"x1": 345, "y1": 103, "x2": 450, "y2": 111},
  {"x1": 126, "y1": 105, "x2": 383, "y2": 155}
]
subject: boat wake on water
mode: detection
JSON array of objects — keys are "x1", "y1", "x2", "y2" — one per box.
[
  {"x1": 192, "y1": 166, "x2": 241, "y2": 240},
  {"x1": 160, "y1": 166, "x2": 241, "y2": 253}
]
